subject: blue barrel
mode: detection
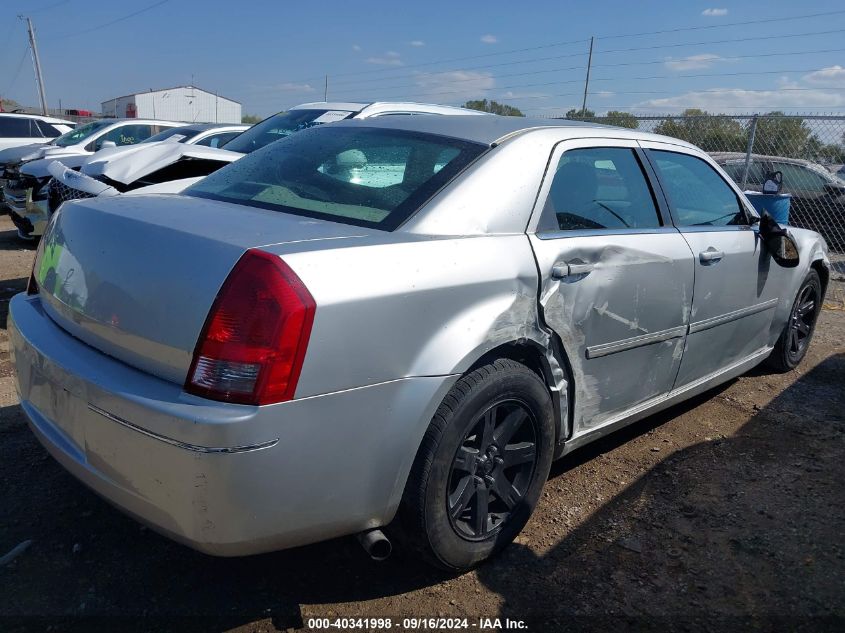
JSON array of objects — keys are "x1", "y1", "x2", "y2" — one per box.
[{"x1": 745, "y1": 192, "x2": 791, "y2": 224}]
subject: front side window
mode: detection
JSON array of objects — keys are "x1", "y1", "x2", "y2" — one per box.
[
  {"x1": 222, "y1": 109, "x2": 355, "y2": 154},
  {"x1": 539, "y1": 147, "x2": 661, "y2": 232},
  {"x1": 650, "y1": 150, "x2": 747, "y2": 227},
  {"x1": 187, "y1": 126, "x2": 485, "y2": 230},
  {"x1": 53, "y1": 120, "x2": 113, "y2": 147},
  {"x1": 773, "y1": 162, "x2": 829, "y2": 194}
]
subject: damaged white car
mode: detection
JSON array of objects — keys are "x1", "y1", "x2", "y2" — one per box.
[{"x1": 2, "y1": 118, "x2": 182, "y2": 238}]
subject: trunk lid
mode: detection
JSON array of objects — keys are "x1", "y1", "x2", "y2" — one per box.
[{"x1": 34, "y1": 194, "x2": 373, "y2": 384}]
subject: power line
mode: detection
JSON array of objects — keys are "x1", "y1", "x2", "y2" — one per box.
[
  {"x1": 51, "y1": 0, "x2": 170, "y2": 41},
  {"x1": 272, "y1": 9, "x2": 845, "y2": 86},
  {"x1": 324, "y1": 67, "x2": 845, "y2": 103},
  {"x1": 3, "y1": 46, "x2": 29, "y2": 96},
  {"x1": 246, "y1": 47, "x2": 845, "y2": 107},
  {"x1": 286, "y1": 26, "x2": 845, "y2": 95}
]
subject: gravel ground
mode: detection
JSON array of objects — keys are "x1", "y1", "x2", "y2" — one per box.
[{"x1": 1, "y1": 214, "x2": 843, "y2": 633}]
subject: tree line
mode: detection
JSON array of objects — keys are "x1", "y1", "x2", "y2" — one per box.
[{"x1": 459, "y1": 101, "x2": 845, "y2": 164}]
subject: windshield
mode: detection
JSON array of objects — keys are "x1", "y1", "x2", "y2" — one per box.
[
  {"x1": 52, "y1": 120, "x2": 113, "y2": 147},
  {"x1": 221, "y1": 109, "x2": 354, "y2": 154},
  {"x1": 142, "y1": 126, "x2": 197, "y2": 144},
  {"x1": 186, "y1": 126, "x2": 485, "y2": 230}
]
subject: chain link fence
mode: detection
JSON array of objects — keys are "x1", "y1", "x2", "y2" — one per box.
[{"x1": 561, "y1": 113, "x2": 845, "y2": 305}]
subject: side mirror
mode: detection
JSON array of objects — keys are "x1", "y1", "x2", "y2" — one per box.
[
  {"x1": 759, "y1": 211, "x2": 799, "y2": 268},
  {"x1": 100, "y1": 140, "x2": 117, "y2": 150}
]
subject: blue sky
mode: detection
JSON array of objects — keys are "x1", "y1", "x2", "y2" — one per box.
[{"x1": 1, "y1": 0, "x2": 844, "y2": 117}]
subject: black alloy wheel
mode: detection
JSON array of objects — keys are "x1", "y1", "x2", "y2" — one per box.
[{"x1": 447, "y1": 399, "x2": 538, "y2": 540}]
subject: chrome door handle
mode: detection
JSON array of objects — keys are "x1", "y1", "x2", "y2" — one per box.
[
  {"x1": 551, "y1": 261, "x2": 595, "y2": 279},
  {"x1": 699, "y1": 248, "x2": 724, "y2": 263}
]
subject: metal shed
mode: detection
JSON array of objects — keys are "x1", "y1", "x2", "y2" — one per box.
[{"x1": 100, "y1": 86, "x2": 241, "y2": 123}]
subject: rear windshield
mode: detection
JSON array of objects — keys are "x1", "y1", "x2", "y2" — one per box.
[
  {"x1": 221, "y1": 109, "x2": 354, "y2": 154},
  {"x1": 186, "y1": 126, "x2": 486, "y2": 230}
]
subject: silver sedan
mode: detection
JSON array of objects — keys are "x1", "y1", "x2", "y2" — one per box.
[{"x1": 9, "y1": 115, "x2": 830, "y2": 570}]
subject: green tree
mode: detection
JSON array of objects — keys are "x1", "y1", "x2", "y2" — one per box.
[
  {"x1": 654, "y1": 109, "x2": 747, "y2": 152},
  {"x1": 753, "y1": 111, "x2": 814, "y2": 158},
  {"x1": 241, "y1": 113, "x2": 262, "y2": 124},
  {"x1": 564, "y1": 108, "x2": 595, "y2": 120},
  {"x1": 602, "y1": 110, "x2": 639, "y2": 129},
  {"x1": 462, "y1": 99, "x2": 524, "y2": 116}
]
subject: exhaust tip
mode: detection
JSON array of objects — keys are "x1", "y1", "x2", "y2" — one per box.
[{"x1": 356, "y1": 529, "x2": 392, "y2": 561}]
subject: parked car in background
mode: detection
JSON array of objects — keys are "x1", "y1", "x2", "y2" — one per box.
[
  {"x1": 0, "y1": 113, "x2": 75, "y2": 152},
  {"x1": 1, "y1": 118, "x2": 181, "y2": 238},
  {"x1": 46, "y1": 123, "x2": 248, "y2": 209},
  {"x1": 47, "y1": 101, "x2": 486, "y2": 209},
  {"x1": 10, "y1": 116, "x2": 829, "y2": 570},
  {"x1": 713, "y1": 152, "x2": 845, "y2": 248}
]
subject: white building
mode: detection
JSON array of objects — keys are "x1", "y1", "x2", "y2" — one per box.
[{"x1": 101, "y1": 86, "x2": 241, "y2": 123}]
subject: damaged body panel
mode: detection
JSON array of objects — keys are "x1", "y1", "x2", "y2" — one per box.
[{"x1": 10, "y1": 115, "x2": 830, "y2": 563}]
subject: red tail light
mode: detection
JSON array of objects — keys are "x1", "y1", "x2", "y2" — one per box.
[{"x1": 185, "y1": 249, "x2": 315, "y2": 405}]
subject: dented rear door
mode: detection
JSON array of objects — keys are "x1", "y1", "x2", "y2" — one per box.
[{"x1": 527, "y1": 138, "x2": 694, "y2": 434}]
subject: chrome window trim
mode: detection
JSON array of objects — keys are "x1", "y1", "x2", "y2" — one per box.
[{"x1": 536, "y1": 226, "x2": 679, "y2": 240}]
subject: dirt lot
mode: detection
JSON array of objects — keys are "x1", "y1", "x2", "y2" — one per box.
[{"x1": 1, "y1": 213, "x2": 843, "y2": 632}]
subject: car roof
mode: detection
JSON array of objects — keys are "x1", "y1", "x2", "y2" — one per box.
[
  {"x1": 0, "y1": 112, "x2": 75, "y2": 125},
  {"x1": 710, "y1": 151, "x2": 815, "y2": 166},
  {"x1": 290, "y1": 101, "x2": 485, "y2": 117},
  {"x1": 174, "y1": 123, "x2": 248, "y2": 132},
  {"x1": 325, "y1": 114, "x2": 699, "y2": 148},
  {"x1": 92, "y1": 118, "x2": 182, "y2": 126}
]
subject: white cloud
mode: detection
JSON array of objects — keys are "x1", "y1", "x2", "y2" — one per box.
[
  {"x1": 637, "y1": 87, "x2": 845, "y2": 111},
  {"x1": 701, "y1": 8, "x2": 728, "y2": 16},
  {"x1": 802, "y1": 65, "x2": 845, "y2": 87},
  {"x1": 366, "y1": 51, "x2": 403, "y2": 66},
  {"x1": 480, "y1": 34, "x2": 498, "y2": 44},
  {"x1": 410, "y1": 40, "x2": 425, "y2": 47},
  {"x1": 414, "y1": 70, "x2": 495, "y2": 102},
  {"x1": 502, "y1": 90, "x2": 550, "y2": 100},
  {"x1": 352, "y1": 44, "x2": 361, "y2": 52},
  {"x1": 664, "y1": 53, "x2": 724, "y2": 71},
  {"x1": 275, "y1": 82, "x2": 315, "y2": 92},
  {"x1": 594, "y1": 91, "x2": 615, "y2": 98}
]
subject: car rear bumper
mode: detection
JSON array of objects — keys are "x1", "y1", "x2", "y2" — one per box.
[{"x1": 9, "y1": 293, "x2": 454, "y2": 556}]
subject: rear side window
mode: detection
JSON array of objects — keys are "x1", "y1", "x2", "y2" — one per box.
[
  {"x1": 187, "y1": 126, "x2": 485, "y2": 230},
  {"x1": 0, "y1": 117, "x2": 43, "y2": 138},
  {"x1": 650, "y1": 150, "x2": 747, "y2": 227},
  {"x1": 721, "y1": 160, "x2": 765, "y2": 187},
  {"x1": 195, "y1": 131, "x2": 241, "y2": 148},
  {"x1": 539, "y1": 147, "x2": 661, "y2": 232}
]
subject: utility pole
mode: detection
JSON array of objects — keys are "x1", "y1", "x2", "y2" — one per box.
[
  {"x1": 20, "y1": 16, "x2": 48, "y2": 115},
  {"x1": 324, "y1": 75, "x2": 328, "y2": 102},
  {"x1": 580, "y1": 36, "x2": 594, "y2": 119}
]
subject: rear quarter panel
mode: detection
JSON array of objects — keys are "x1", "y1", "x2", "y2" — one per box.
[{"x1": 264, "y1": 234, "x2": 544, "y2": 398}]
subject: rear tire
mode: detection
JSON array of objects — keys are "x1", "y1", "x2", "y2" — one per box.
[
  {"x1": 401, "y1": 359, "x2": 555, "y2": 570},
  {"x1": 766, "y1": 269, "x2": 822, "y2": 372}
]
